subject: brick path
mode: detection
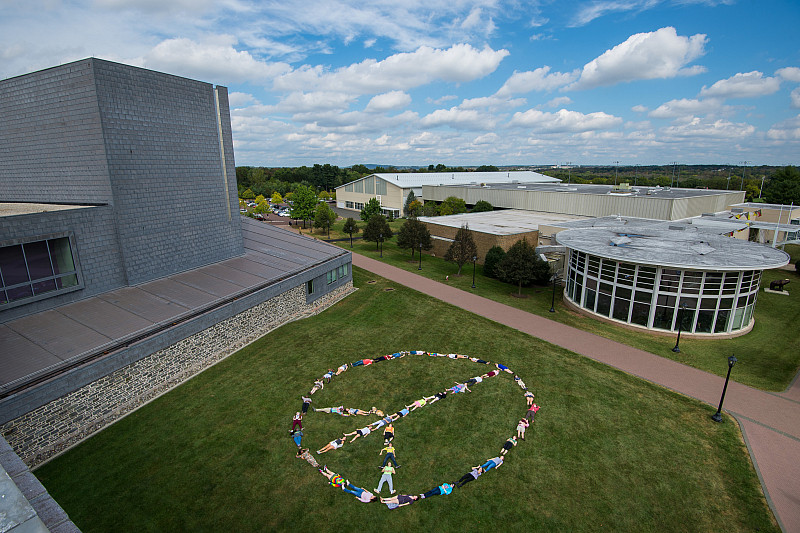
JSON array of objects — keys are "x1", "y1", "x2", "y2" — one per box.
[{"x1": 352, "y1": 252, "x2": 800, "y2": 533}]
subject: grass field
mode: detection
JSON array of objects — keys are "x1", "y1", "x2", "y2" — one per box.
[
  {"x1": 35, "y1": 268, "x2": 777, "y2": 532},
  {"x1": 312, "y1": 220, "x2": 800, "y2": 392}
]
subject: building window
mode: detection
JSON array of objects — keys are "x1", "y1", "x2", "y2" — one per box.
[
  {"x1": 345, "y1": 201, "x2": 354, "y2": 209},
  {"x1": 307, "y1": 280, "x2": 314, "y2": 294},
  {"x1": 327, "y1": 268, "x2": 337, "y2": 285},
  {"x1": 1, "y1": 236, "x2": 80, "y2": 307},
  {"x1": 354, "y1": 202, "x2": 364, "y2": 211},
  {"x1": 375, "y1": 178, "x2": 387, "y2": 196}
]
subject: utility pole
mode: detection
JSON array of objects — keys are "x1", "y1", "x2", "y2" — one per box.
[
  {"x1": 740, "y1": 160, "x2": 750, "y2": 191},
  {"x1": 566, "y1": 161, "x2": 572, "y2": 184},
  {"x1": 613, "y1": 160, "x2": 620, "y2": 186},
  {"x1": 671, "y1": 162, "x2": 677, "y2": 187}
]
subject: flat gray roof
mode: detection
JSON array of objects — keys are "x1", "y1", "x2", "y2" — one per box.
[
  {"x1": 0, "y1": 218, "x2": 347, "y2": 392},
  {"x1": 337, "y1": 171, "x2": 560, "y2": 190},
  {"x1": 445, "y1": 182, "x2": 737, "y2": 200},
  {"x1": 418, "y1": 209, "x2": 588, "y2": 235},
  {"x1": 731, "y1": 202, "x2": 800, "y2": 210},
  {"x1": 555, "y1": 226, "x2": 790, "y2": 270},
  {"x1": 0, "y1": 203, "x2": 95, "y2": 217}
]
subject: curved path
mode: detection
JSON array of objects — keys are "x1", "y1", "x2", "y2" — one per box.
[{"x1": 352, "y1": 252, "x2": 800, "y2": 533}]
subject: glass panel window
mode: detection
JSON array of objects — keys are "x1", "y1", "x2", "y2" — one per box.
[
  {"x1": 703, "y1": 272, "x2": 722, "y2": 295},
  {"x1": 653, "y1": 307, "x2": 675, "y2": 330},
  {"x1": 659, "y1": 269, "x2": 681, "y2": 292},
  {"x1": 714, "y1": 309, "x2": 731, "y2": 333},
  {"x1": 630, "y1": 302, "x2": 650, "y2": 326},
  {"x1": 600, "y1": 260, "x2": 616, "y2": 282},
  {"x1": 682, "y1": 271, "x2": 702, "y2": 294},
  {"x1": 636, "y1": 266, "x2": 656, "y2": 290},
  {"x1": 345, "y1": 183, "x2": 353, "y2": 192},
  {"x1": 584, "y1": 289, "x2": 596, "y2": 311},
  {"x1": 1, "y1": 236, "x2": 80, "y2": 307},
  {"x1": 617, "y1": 263, "x2": 636, "y2": 285},
  {"x1": 353, "y1": 180, "x2": 363, "y2": 193},
  {"x1": 613, "y1": 298, "x2": 630, "y2": 321},
  {"x1": 696, "y1": 310, "x2": 714, "y2": 333},
  {"x1": 587, "y1": 256, "x2": 600, "y2": 277},
  {"x1": 596, "y1": 293, "x2": 612, "y2": 317},
  {"x1": 634, "y1": 290, "x2": 652, "y2": 304},
  {"x1": 364, "y1": 176, "x2": 374, "y2": 194},
  {"x1": 0, "y1": 245, "x2": 28, "y2": 286},
  {"x1": 722, "y1": 273, "x2": 739, "y2": 295},
  {"x1": 375, "y1": 178, "x2": 387, "y2": 196}
]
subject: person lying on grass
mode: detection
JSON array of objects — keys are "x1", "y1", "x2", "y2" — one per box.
[
  {"x1": 310, "y1": 379, "x2": 324, "y2": 394},
  {"x1": 420, "y1": 482, "x2": 454, "y2": 499},
  {"x1": 296, "y1": 448, "x2": 319, "y2": 468},
  {"x1": 455, "y1": 466, "x2": 483, "y2": 487},
  {"x1": 314, "y1": 405, "x2": 347, "y2": 415},
  {"x1": 514, "y1": 375, "x2": 527, "y2": 390},
  {"x1": 525, "y1": 403, "x2": 540, "y2": 422},
  {"x1": 335, "y1": 363, "x2": 348, "y2": 375},
  {"x1": 516, "y1": 418, "x2": 529, "y2": 440},
  {"x1": 291, "y1": 429, "x2": 303, "y2": 448},
  {"x1": 380, "y1": 494, "x2": 418, "y2": 508},
  {"x1": 319, "y1": 465, "x2": 345, "y2": 489},
  {"x1": 448, "y1": 382, "x2": 471, "y2": 394},
  {"x1": 301, "y1": 396, "x2": 312, "y2": 414},
  {"x1": 524, "y1": 391, "x2": 535, "y2": 406},
  {"x1": 323, "y1": 369, "x2": 335, "y2": 383},
  {"x1": 380, "y1": 444, "x2": 399, "y2": 467},
  {"x1": 500, "y1": 436, "x2": 517, "y2": 456},
  {"x1": 407, "y1": 398, "x2": 427, "y2": 411},
  {"x1": 343, "y1": 481, "x2": 377, "y2": 503},
  {"x1": 317, "y1": 438, "x2": 345, "y2": 454},
  {"x1": 383, "y1": 423, "x2": 394, "y2": 442},
  {"x1": 481, "y1": 456, "x2": 504, "y2": 472},
  {"x1": 343, "y1": 426, "x2": 372, "y2": 443}
]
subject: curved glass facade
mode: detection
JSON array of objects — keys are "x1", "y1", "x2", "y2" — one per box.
[{"x1": 564, "y1": 249, "x2": 761, "y2": 335}]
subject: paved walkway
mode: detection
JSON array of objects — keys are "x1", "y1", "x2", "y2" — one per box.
[{"x1": 352, "y1": 252, "x2": 800, "y2": 533}]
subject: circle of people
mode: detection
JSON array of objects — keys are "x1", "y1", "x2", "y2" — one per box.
[{"x1": 290, "y1": 350, "x2": 540, "y2": 509}]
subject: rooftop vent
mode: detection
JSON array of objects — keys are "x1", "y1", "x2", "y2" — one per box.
[
  {"x1": 690, "y1": 242, "x2": 715, "y2": 255},
  {"x1": 701, "y1": 213, "x2": 715, "y2": 217},
  {"x1": 668, "y1": 225, "x2": 685, "y2": 231},
  {"x1": 610, "y1": 236, "x2": 633, "y2": 247}
]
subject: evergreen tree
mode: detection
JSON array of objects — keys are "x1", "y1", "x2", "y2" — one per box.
[
  {"x1": 360, "y1": 197, "x2": 382, "y2": 222},
  {"x1": 472, "y1": 200, "x2": 493, "y2": 212},
  {"x1": 396, "y1": 218, "x2": 432, "y2": 258},
  {"x1": 404, "y1": 190, "x2": 418, "y2": 217},
  {"x1": 496, "y1": 238, "x2": 551, "y2": 296},
  {"x1": 363, "y1": 215, "x2": 393, "y2": 250},
  {"x1": 314, "y1": 202, "x2": 337, "y2": 236},
  {"x1": 483, "y1": 245, "x2": 506, "y2": 279},
  {"x1": 763, "y1": 166, "x2": 800, "y2": 205},
  {"x1": 444, "y1": 224, "x2": 478, "y2": 275},
  {"x1": 342, "y1": 217, "x2": 360, "y2": 248}
]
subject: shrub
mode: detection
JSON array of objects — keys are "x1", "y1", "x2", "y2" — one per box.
[{"x1": 483, "y1": 246, "x2": 506, "y2": 279}]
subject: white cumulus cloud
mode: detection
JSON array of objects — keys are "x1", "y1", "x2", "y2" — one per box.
[
  {"x1": 420, "y1": 107, "x2": 496, "y2": 130},
  {"x1": 365, "y1": 90, "x2": 412, "y2": 112},
  {"x1": 546, "y1": 96, "x2": 572, "y2": 108},
  {"x1": 776, "y1": 67, "x2": 800, "y2": 82},
  {"x1": 496, "y1": 66, "x2": 577, "y2": 96},
  {"x1": 509, "y1": 108, "x2": 623, "y2": 133},
  {"x1": 662, "y1": 117, "x2": 755, "y2": 139},
  {"x1": 274, "y1": 44, "x2": 509, "y2": 96},
  {"x1": 699, "y1": 71, "x2": 781, "y2": 99},
  {"x1": 767, "y1": 114, "x2": 800, "y2": 140},
  {"x1": 792, "y1": 88, "x2": 800, "y2": 109},
  {"x1": 648, "y1": 98, "x2": 727, "y2": 119},
  {"x1": 569, "y1": 27, "x2": 707, "y2": 90}
]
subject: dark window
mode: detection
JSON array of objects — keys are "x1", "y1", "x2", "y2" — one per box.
[{"x1": 0, "y1": 236, "x2": 79, "y2": 307}]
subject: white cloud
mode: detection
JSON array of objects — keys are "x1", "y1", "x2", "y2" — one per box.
[
  {"x1": 274, "y1": 44, "x2": 509, "y2": 95},
  {"x1": 278, "y1": 91, "x2": 357, "y2": 114},
  {"x1": 365, "y1": 90, "x2": 412, "y2": 112},
  {"x1": 420, "y1": 107, "x2": 496, "y2": 130},
  {"x1": 570, "y1": 0, "x2": 735, "y2": 27},
  {"x1": 569, "y1": 27, "x2": 707, "y2": 90},
  {"x1": 699, "y1": 71, "x2": 781, "y2": 99},
  {"x1": 767, "y1": 114, "x2": 800, "y2": 140},
  {"x1": 648, "y1": 98, "x2": 726, "y2": 119},
  {"x1": 792, "y1": 88, "x2": 800, "y2": 109},
  {"x1": 631, "y1": 104, "x2": 648, "y2": 113},
  {"x1": 776, "y1": 67, "x2": 800, "y2": 82},
  {"x1": 459, "y1": 95, "x2": 526, "y2": 110},
  {"x1": 546, "y1": 96, "x2": 572, "y2": 108},
  {"x1": 472, "y1": 132, "x2": 498, "y2": 145},
  {"x1": 142, "y1": 36, "x2": 290, "y2": 84},
  {"x1": 662, "y1": 117, "x2": 755, "y2": 139},
  {"x1": 496, "y1": 67, "x2": 577, "y2": 96},
  {"x1": 427, "y1": 94, "x2": 458, "y2": 105},
  {"x1": 364, "y1": 38, "x2": 376, "y2": 48},
  {"x1": 509, "y1": 108, "x2": 623, "y2": 133},
  {"x1": 228, "y1": 92, "x2": 256, "y2": 107}
]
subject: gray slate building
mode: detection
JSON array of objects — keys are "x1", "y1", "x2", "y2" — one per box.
[{"x1": 0, "y1": 59, "x2": 353, "y2": 530}]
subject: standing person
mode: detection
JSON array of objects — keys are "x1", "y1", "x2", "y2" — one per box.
[
  {"x1": 376, "y1": 464, "x2": 396, "y2": 494},
  {"x1": 455, "y1": 466, "x2": 483, "y2": 487},
  {"x1": 481, "y1": 456, "x2": 504, "y2": 472},
  {"x1": 500, "y1": 436, "x2": 517, "y2": 456},
  {"x1": 525, "y1": 403, "x2": 540, "y2": 422},
  {"x1": 343, "y1": 481, "x2": 377, "y2": 503},
  {"x1": 291, "y1": 429, "x2": 303, "y2": 448},
  {"x1": 292, "y1": 412, "x2": 303, "y2": 431},
  {"x1": 420, "y1": 482, "x2": 454, "y2": 499},
  {"x1": 301, "y1": 396, "x2": 312, "y2": 414},
  {"x1": 380, "y1": 443, "x2": 399, "y2": 467},
  {"x1": 516, "y1": 418, "x2": 530, "y2": 440}
]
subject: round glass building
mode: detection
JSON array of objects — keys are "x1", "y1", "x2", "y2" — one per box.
[{"x1": 556, "y1": 227, "x2": 790, "y2": 336}]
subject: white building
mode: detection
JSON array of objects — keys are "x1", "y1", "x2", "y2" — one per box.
[{"x1": 335, "y1": 171, "x2": 560, "y2": 217}]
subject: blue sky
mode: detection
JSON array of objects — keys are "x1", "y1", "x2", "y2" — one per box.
[{"x1": 2, "y1": 0, "x2": 799, "y2": 167}]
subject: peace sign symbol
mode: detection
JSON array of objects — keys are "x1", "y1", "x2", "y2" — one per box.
[{"x1": 291, "y1": 351, "x2": 540, "y2": 508}]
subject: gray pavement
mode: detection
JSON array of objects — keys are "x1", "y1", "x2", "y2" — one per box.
[{"x1": 352, "y1": 252, "x2": 800, "y2": 533}]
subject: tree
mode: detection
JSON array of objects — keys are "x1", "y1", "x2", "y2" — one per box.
[
  {"x1": 763, "y1": 166, "x2": 800, "y2": 205},
  {"x1": 254, "y1": 199, "x2": 270, "y2": 214},
  {"x1": 483, "y1": 245, "x2": 506, "y2": 279},
  {"x1": 422, "y1": 202, "x2": 438, "y2": 217},
  {"x1": 271, "y1": 191, "x2": 283, "y2": 204},
  {"x1": 438, "y1": 196, "x2": 467, "y2": 216},
  {"x1": 241, "y1": 188, "x2": 255, "y2": 200},
  {"x1": 476, "y1": 165, "x2": 499, "y2": 172},
  {"x1": 342, "y1": 217, "x2": 360, "y2": 248},
  {"x1": 290, "y1": 185, "x2": 318, "y2": 228},
  {"x1": 444, "y1": 224, "x2": 478, "y2": 275},
  {"x1": 360, "y1": 197, "x2": 382, "y2": 222},
  {"x1": 363, "y1": 214, "x2": 393, "y2": 251},
  {"x1": 472, "y1": 200, "x2": 493, "y2": 212},
  {"x1": 496, "y1": 238, "x2": 551, "y2": 296},
  {"x1": 396, "y1": 218, "x2": 432, "y2": 258},
  {"x1": 407, "y1": 200, "x2": 423, "y2": 218},
  {"x1": 404, "y1": 191, "x2": 418, "y2": 217},
  {"x1": 314, "y1": 202, "x2": 337, "y2": 236}
]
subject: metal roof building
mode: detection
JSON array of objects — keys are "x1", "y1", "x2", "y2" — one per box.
[{"x1": 556, "y1": 225, "x2": 789, "y2": 337}]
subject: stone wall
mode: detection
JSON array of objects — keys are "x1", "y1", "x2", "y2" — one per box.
[{"x1": 1, "y1": 281, "x2": 354, "y2": 467}]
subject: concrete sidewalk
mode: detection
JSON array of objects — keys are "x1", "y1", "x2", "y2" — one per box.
[{"x1": 352, "y1": 252, "x2": 800, "y2": 533}]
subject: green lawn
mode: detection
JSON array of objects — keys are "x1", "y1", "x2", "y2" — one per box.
[
  {"x1": 319, "y1": 222, "x2": 800, "y2": 392},
  {"x1": 35, "y1": 268, "x2": 777, "y2": 532}
]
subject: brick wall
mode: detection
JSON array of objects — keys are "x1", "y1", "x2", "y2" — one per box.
[
  {"x1": 422, "y1": 221, "x2": 538, "y2": 263},
  {"x1": 1, "y1": 281, "x2": 355, "y2": 467}
]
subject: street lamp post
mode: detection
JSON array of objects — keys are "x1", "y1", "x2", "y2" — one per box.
[
  {"x1": 471, "y1": 255, "x2": 477, "y2": 289},
  {"x1": 418, "y1": 242, "x2": 423, "y2": 270},
  {"x1": 613, "y1": 160, "x2": 620, "y2": 186},
  {"x1": 379, "y1": 233, "x2": 383, "y2": 258},
  {"x1": 566, "y1": 161, "x2": 572, "y2": 185},
  {"x1": 550, "y1": 273, "x2": 559, "y2": 313},
  {"x1": 740, "y1": 160, "x2": 750, "y2": 191},
  {"x1": 672, "y1": 302, "x2": 688, "y2": 353},
  {"x1": 711, "y1": 356, "x2": 738, "y2": 422}
]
